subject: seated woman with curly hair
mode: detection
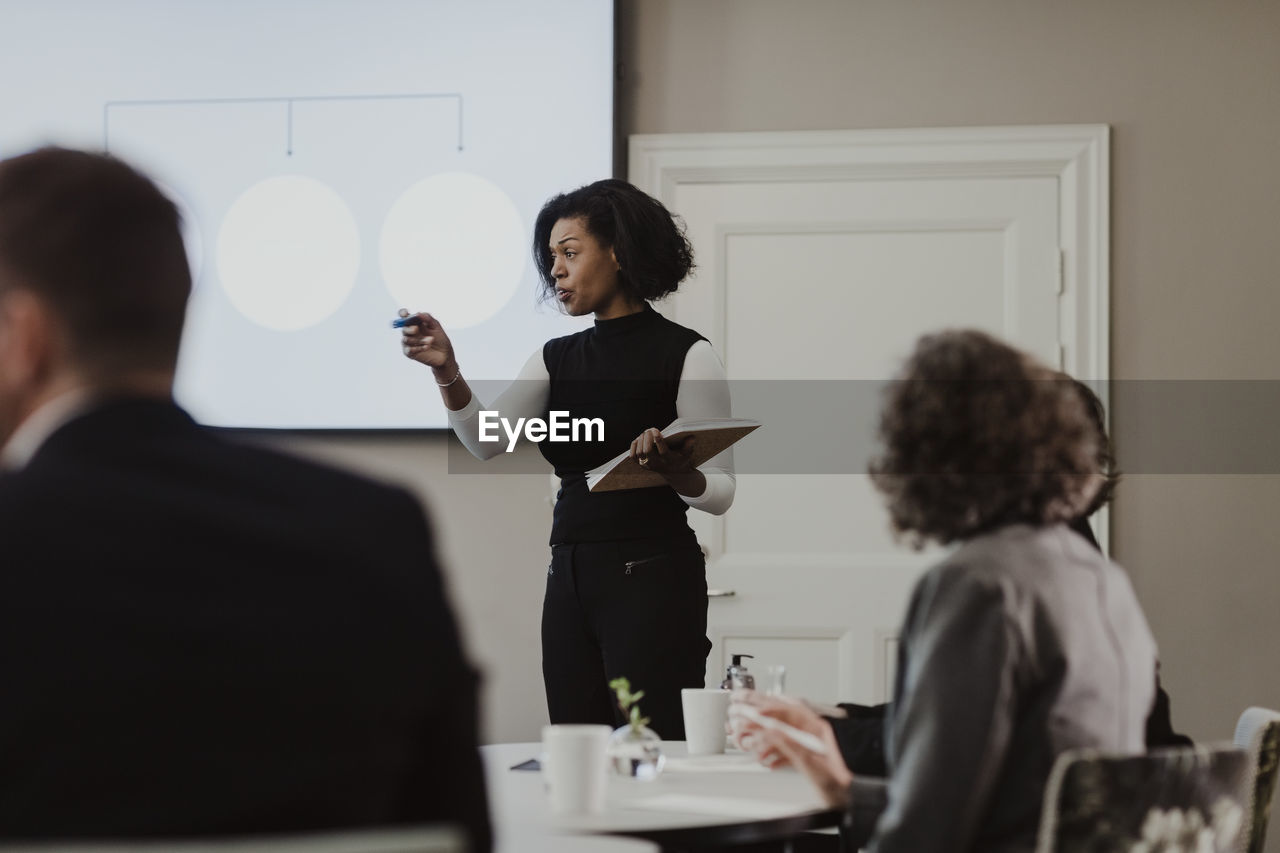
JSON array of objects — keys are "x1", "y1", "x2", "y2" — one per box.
[{"x1": 733, "y1": 329, "x2": 1158, "y2": 853}]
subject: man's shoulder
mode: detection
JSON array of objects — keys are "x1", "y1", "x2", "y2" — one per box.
[
  {"x1": 199, "y1": 438, "x2": 434, "y2": 544},
  {"x1": 212, "y1": 436, "x2": 411, "y2": 497},
  {"x1": 0, "y1": 468, "x2": 32, "y2": 515},
  {"x1": 5, "y1": 411, "x2": 424, "y2": 532}
]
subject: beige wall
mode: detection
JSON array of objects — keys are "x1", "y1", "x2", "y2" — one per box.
[{"x1": 272, "y1": 0, "x2": 1280, "y2": 758}]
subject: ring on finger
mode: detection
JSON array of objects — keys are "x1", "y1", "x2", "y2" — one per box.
[{"x1": 638, "y1": 455, "x2": 650, "y2": 467}]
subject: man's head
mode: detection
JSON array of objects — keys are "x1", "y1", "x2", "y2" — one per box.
[{"x1": 0, "y1": 147, "x2": 190, "y2": 438}]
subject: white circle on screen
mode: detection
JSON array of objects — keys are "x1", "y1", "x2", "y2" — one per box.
[
  {"x1": 379, "y1": 172, "x2": 525, "y2": 329},
  {"x1": 215, "y1": 175, "x2": 360, "y2": 331}
]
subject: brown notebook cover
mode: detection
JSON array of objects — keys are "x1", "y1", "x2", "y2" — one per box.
[{"x1": 586, "y1": 418, "x2": 761, "y2": 493}]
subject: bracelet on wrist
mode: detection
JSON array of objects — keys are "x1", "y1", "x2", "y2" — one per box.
[{"x1": 434, "y1": 364, "x2": 462, "y2": 387}]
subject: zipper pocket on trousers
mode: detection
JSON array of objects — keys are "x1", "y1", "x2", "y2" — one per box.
[{"x1": 624, "y1": 554, "x2": 668, "y2": 574}]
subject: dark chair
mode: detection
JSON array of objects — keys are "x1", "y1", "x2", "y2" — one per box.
[
  {"x1": 1234, "y1": 706, "x2": 1280, "y2": 853},
  {"x1": 1035, "y1": 745, "x2": 1251, "y2": 852}
]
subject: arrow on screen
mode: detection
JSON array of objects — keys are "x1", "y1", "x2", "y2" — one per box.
[{"x1": 103, "y1": 92, "x2": 467, "y2": 157}]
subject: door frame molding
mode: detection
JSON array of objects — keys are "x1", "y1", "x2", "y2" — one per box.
[
  {"x1": 629, "y1": 124, "x2": 1111, "y2": 549},
  {"x1": 630, "y1": 125, "x2": 1108, "y2": 380}
]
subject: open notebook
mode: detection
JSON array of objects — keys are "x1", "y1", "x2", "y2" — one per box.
[{"x1": 586, "y1": 417, "x2": 761, "y2": 493}]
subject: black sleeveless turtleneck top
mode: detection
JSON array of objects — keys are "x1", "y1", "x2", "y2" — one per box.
[{"x1": 539, "y1": 304, "x2": 706, "y2": 545}]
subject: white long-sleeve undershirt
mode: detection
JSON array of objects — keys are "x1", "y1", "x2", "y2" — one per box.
[{"x1": 446, "y1": 339, "x2": 736, "y2": 515}]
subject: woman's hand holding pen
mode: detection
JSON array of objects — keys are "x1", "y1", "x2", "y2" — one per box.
[
  {"x1": 398, "y1": 309, "x2": 457, "y2": 375},
  {"x1": 728, "y1": 690, "x2": 828, "y2": 763},
  {"x1": 729, "y1": 689, "x2": 853, "y2": 808},
  {"x1": 398, "y1": 309, "x2": 469, "y2": 407}
]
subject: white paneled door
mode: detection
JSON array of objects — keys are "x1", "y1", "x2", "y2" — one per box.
[{"x1": 631, "y1": 127, "x2": 1109, "y2": 705}]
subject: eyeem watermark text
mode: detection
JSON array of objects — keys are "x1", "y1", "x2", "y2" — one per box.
[{"x1": 478, "y1": 411, "x2": 604, "y2": 452}]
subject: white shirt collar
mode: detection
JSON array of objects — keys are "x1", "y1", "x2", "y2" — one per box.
[{"x1": 0, "y1": 388, "x2": 98, "y2": 472}]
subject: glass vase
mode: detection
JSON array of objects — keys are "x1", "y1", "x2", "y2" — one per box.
[{"x1": 607, "y1": 723, "x2": 665, "y2": 780}]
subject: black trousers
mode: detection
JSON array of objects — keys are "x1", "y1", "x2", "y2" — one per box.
[{"x1": 542, "y1": 535, "x2": 712, "y2": 740}]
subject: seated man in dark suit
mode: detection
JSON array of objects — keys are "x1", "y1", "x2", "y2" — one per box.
[{"x1": 0, "y1": 147, "x2": 490, "y2": 850}]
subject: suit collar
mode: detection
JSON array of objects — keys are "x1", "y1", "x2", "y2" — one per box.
[
  {"x1": 0, "y1": 388, "x2": 99, "y2": 473},
  {"x1": 13, "y1": 396, "x2": 195, "y2": 473}
]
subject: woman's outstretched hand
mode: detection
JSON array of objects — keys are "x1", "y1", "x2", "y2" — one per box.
[
  {"x1": 399, "y1": 309, "x2": 456, "y2": 372},
  {"x1": 629, "y1": 427, "x2": 695, "y2": 476}
]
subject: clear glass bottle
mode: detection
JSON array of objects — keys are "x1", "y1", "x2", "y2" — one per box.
[{"x1": 607, "y1": 723, "x2": 665, "y2": 780}]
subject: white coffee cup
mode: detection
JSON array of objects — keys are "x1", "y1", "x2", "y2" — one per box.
[
  {"x1": 541, "y1": 724, "x2": 611, "y2": 815},
  {"x1": 682, "y1": 688, "x2": 731, "y2": 755}
]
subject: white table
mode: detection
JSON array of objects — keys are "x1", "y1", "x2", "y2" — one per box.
[{"x1": 482, "y1": 742, "x2": 839, "y2": 852}]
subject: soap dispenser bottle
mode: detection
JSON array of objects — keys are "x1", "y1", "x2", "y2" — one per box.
[{"x1": 720, "y1": 654, "x2": 756, "y2": 690}]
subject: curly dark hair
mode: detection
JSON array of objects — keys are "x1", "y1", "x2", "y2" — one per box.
[
  {"x1": 1070, "y1": 377, "x2": 1120, "y2": 517},
  {"x1": 868, "y1": 330, "x2": 1105, "y2": 548},
  {"x1": 531, "y1": 179, "x2": 694, "y2": 304}
]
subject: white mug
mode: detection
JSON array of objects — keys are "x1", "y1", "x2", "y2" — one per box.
[
  {"x1": 541, "y1": 724, "x2": 611, "y2": 815},
  {"x1": 682, "y1": 688, "x2": 731, "y2": 755}
]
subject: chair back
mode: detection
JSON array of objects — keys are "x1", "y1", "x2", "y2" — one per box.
[
  {"x1": 1234, "y1": 706, "x2": 1280, "y2": 853},
  {"x1": 1035, "y1": 745, "x2": 1250, "y2": 852},
  {"x1": 0, "y1": 825, "x2": 465, "y2": 853}
]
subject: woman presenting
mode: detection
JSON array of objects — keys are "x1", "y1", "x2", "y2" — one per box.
[{"x1": 398, "y1": 179, "x2": 734, "y2": 739}]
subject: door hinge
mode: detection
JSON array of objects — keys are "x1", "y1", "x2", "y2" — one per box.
[{"x1": 1054, "y1": 249, "x2": 1065, "y2": 295}]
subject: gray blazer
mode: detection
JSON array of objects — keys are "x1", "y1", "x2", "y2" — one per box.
[{"x1": 845, "y1": 524, "x2": 1157, "y2": 853}]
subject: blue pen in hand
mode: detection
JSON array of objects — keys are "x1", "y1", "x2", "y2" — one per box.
[{"x1": 392, "y1": 315, "x2": 421, "y2": 329}]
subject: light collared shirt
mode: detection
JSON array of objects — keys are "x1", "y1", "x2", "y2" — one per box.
[{"x1": 0, "y1": 388, "x2": 97, "y2": 472}]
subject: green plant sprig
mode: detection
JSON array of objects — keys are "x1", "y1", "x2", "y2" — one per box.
[{"x1": 608, "y1": 677, "x2": 652, "y2": 733}]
